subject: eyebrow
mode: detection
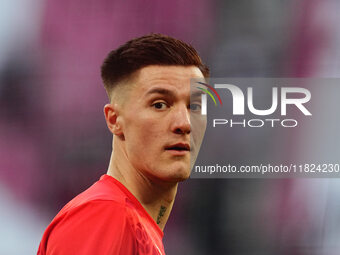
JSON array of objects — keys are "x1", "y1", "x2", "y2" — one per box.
[
  {"x1": 144, "y1": 87, "x2": 205, "y2": 100},
  {"x1": 191, "y1": 90, "x2": 205, "y2": 97},
  {"x1": 145, "y1": 88, "x2": 176, "y2": 98}
]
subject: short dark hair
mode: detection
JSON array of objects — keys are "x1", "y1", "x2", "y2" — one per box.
[{"x1": 101, "y1": 33, "x2": 209, "y2": 99}]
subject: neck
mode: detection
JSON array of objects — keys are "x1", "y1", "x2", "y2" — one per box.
[{"x1": 107, "y1": 139, "x2": 178, "y2": 230}]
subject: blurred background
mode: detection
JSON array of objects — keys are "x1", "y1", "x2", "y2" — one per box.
[{"x1": 1, "y1": 0, "x2": 340, "y2": 254}]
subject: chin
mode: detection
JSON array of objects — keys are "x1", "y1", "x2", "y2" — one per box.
[{"x1": 163, "y1": 166, "x2": 191, "y2": 182}]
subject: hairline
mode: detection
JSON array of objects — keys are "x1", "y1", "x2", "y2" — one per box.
[{"x1": 108, "y1": 64, "x2": 206, "y2": 104}]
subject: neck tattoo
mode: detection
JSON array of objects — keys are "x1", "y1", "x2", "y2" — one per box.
[{"x1": 157, "y1": 205, "x2": 167, "y2": 224}]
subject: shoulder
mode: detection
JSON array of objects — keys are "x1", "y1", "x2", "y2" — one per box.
[
  {"x1": 38, "y1": 175, "x2": 141, "y2": 255},
  {"x1": 40, "y1": 199, "x2": 138, "y2": 255},
  {"x1": 51, "y1": 199, "x2": 132, "y2": 237},
  {"x1": 60, "y1": 175, "x2": 128, "y2": 212}
]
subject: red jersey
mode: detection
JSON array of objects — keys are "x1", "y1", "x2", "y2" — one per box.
[{"x1": 38, "y1": 174, "x2": 165, "y2": 255}]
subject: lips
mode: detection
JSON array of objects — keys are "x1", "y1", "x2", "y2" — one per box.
[
  {"x1": 165, "y1": 143, "x2": 190, "y2": 151},
  {"x1": 164, "y1": 143, "x2": 190, "y2": 156}
]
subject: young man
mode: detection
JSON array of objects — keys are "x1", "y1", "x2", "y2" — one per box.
[{"x1": 38, "y1": 33, "x2": 209, "y2": 255}]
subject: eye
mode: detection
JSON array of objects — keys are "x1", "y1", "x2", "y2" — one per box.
[
  {"x1": 189, "y1": 103, "x2": 201, "y2": 112},
  {"x1": 152, "y1": 102, "x2": 168, "y2": 110}
]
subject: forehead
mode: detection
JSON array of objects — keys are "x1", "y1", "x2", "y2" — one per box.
[{"x1": 132, "y1": 65, "x2": 204, "y2": 94}]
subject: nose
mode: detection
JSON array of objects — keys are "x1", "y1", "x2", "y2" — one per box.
[{"x1": 171, "y1": 104, "x2": 191, "y2": 135}]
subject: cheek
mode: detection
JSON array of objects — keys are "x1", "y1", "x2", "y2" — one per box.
[
  {"x1": 191, "y1": 116, "x2": 206, "y2": 141},
  {"x1": 125, "y1": 115, "x2": 166, "y2": 148}
]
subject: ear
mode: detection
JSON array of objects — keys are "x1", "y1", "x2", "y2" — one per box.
[{"x1": 103, "y1": 103, "x2": 123, "y2": 136}]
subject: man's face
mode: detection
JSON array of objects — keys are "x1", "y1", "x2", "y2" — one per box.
[{"x1": 118, "y1": 65, "x2": 206, "y2": 183}]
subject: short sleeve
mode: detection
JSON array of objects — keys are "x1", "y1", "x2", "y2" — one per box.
[{"x1": 38, "y1": 200, "x2": 137, "y2": 255}]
